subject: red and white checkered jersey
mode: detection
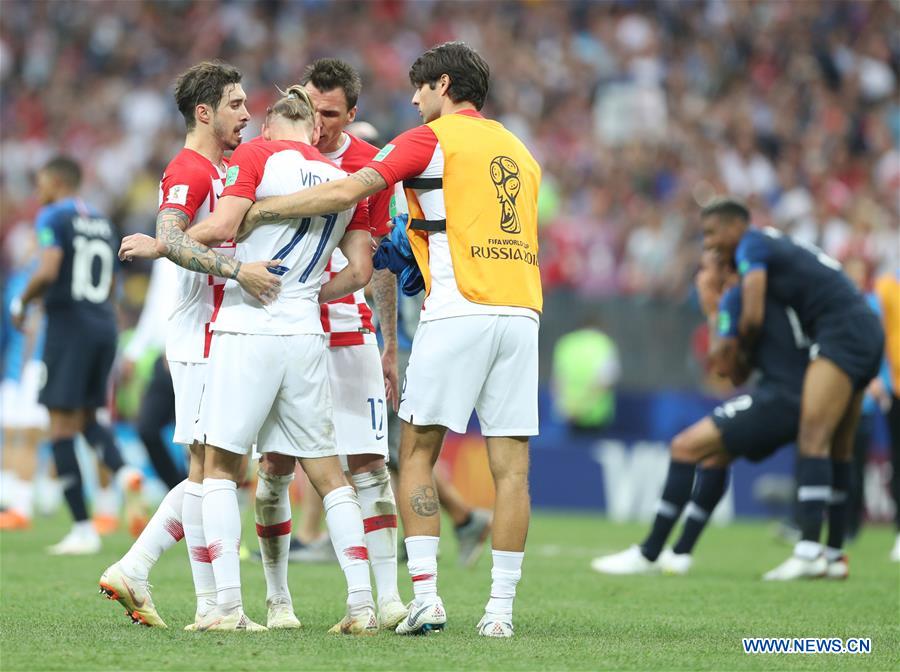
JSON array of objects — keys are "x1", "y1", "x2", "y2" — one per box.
[
  {"x1": 320, "y1": 133, "x2": 392, "y2": 347},
  {"x1": 158, "y1": 148, "x2": 236, "y2": 363},
  {"x1": 366, "y1": 110, "x2": 538, "y2": 323},
  {"x1": 211, "y1": 139, "x2": 369, "y2": 336}
]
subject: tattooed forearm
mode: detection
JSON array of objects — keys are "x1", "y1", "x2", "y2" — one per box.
[
  {"x1": 372, "y1": 267, "x2": 397, "y2": 347},
  {"x1": 409, "y1": 485, "x2": 439, "y2": 517},
  {"x1": 156, "y1": 208, "x2": 242, "y2": 280},
  {"x1": 351, "y1": 167, "x2": 386, "y2": 190}
]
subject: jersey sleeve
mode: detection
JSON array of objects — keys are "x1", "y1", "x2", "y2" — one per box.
[
  {"x1": 368, "y1": 186, "x2": 392, "y2": 237},
  {"x1": 220, "y1": 143, "x2": 267, "y2": 202},
  {"x1": 717, "y1": 286, "x2": 742, "y2": 338},
  {"x1": 35, "y1": 207, "x2": 63, "y2": 249},
  {"x1": 347, "y1": 198, "x2": 370, "y2": 233},
  {"x1": 159, "y1": 164, "x2": 214, "y2": 221},
  {"x1": 735, "y1": 231, "x2": 770, "y2": 276},
  {"x1": 364, "y1": 125, "x2": 439, "y2": 187}
]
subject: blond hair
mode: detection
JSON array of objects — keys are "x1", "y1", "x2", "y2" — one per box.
[{"x1": 266, "y1": 84, "x2": 316, "y2": 125}]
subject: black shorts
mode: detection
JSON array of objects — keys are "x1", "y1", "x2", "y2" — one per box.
[
  {"x1": 712, "y1": 386, "x2": 800, "y2": 463},
  {"x1": 813, "y1": 308, "x2": 885, "y2": 391},
  {"x1": 39, "y1": 318, "x2": 117, "y2": 410}
]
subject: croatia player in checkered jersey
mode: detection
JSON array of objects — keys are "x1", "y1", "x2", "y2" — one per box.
[
  {"x1": 262, "y1": 59, "x2": 406, "y2": 630},
  {"x1": 104, "y1": 61, "x2": 280, "y2": 630},
  {"x1": 168, "y1": 86, "x2": 378, "y2": 634}
]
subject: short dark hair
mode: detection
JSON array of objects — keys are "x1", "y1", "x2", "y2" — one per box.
[
  {"x1": 701, "y1": 197, "x2": 751, "y2": 223},
  {"x1": 409, "y1": 41, "x2": 490, "y2": 110},
  {"x1": 41, "y1": 156, "x2": 81, "y2": 189},
  {"x1": 300, "y1": 58, "x2": 362, "y2": 109},
  {"x1": 174, "y1": 61, "x2": 242, "y2": 130}
]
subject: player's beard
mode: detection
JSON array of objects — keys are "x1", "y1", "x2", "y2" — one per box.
[{"x1": 214, "y1": 117, "x2": 242, "y2": 151}]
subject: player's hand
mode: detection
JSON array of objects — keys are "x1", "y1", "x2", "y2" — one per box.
[
  {"x1": 867, "y1": 377, "x2": 892, "y2": 413},
  {"x1": 118, "y1": 359, "x2": 136, "y2": 386},
  {"x1": 119, "y1": 233, "x2": 161, "y2": 261},
  {"x1": 9, "y1": 297, "x2": 26, "y2": 331},
  {"x1": 237, "y1": 260, "x2": 283, "y2": 305},
  {"x1": 695, "y1": 267, "x2": 721, "y2": 317},
  {"x1": 381, "y1": 344, "x2": 400, "y2": 412}
]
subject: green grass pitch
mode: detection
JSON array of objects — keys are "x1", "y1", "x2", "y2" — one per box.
[{"x1": 1, "y1": 511, "x2": 898, "y2": 671}]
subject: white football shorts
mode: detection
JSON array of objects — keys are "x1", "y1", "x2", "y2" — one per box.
[
  {"x1": 328, "y1": 343, "x2": 388, "y2": 459},
  {"x1": 398, "y1": 314, "x2": 539, "y2": 436},
  {"x1": 0, "y1": 361, "x2": 49, "y2": 430},
  {"x1": 169, "y1": 360, "x2": 206, "y2": 445},
  {"x1": 198, "y1": 332, "x2": 336, "y2": 458}
]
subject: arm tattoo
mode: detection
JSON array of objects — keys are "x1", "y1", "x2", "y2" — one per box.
[
  {"x1": 409, "y1": 485, "x2": 439, "y2": 517},
  {"x1": 372, "y1": 268, "x2": 397, "y2": 345},
  {"x1": 156, "y1": 208, "x2": 242, "y2": 280},
  {"x1": 351, "y1": 167, "x2": 385, "y2": 189}
]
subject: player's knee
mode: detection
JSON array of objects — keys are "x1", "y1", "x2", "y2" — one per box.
[
  {"x1": 670, "y1": 431, "x2": 699, "y2": 463},
  {"x1": 259, "y1": 452, "x2": 295, "y2": 477},
  {"x1": 347, "y1": 453, "x2": 385, "y2": 475}
]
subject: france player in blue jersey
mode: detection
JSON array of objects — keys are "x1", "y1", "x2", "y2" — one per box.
[
  {"x1": 11, "y1": 156, "x2": 143, "y2": 555},
  {"x1": 702, "y1": 198, "x2": 884, "y2": 580},
  {"x1": 592, "y1": 250, "x2": 825, "y2": 577}
]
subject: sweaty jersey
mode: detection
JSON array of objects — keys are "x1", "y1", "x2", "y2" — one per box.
[
  {"x1": 211, "y1": 139, "x2": 369, "y2": 336},
  {"x1": 158, "y1": 148, "x2": 235, "y2": 363},
  {"x1": 735, "y1": 227, "x2": 869, "y2": 333},
  {"x1": 320, "y1": 133, "x2": 392, "y2": 347},
  {"x1": 718, "y1": 285, "x2": 809, "y2": 395},
  {"x1": 36, "y1": 197, "x2": 117, "y2": 327}
]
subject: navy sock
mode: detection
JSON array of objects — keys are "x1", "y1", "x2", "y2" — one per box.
[
  {"x1": 672, "y1": 467, "x2": 729, "y2": 555},
  {"x1": 51, "y1": 437, "x2": 88, "y2": 522},
  {"x1": 797, "y1": 457, "x2": 832, "y2": 546},
  {"x1": 640, "y1": 460, "x2": 695, "y2": 561},
  {"x1": 83, "y1": 420, "x2": 124, "y2": 473},
  {"x1": 826, "y1": 461, "x2": 851, "y2": 553}
]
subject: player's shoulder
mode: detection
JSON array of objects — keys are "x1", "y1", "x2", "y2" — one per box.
[
  {"x1": 164, "y1": 148, "x2": 217, "y2": 181},
  {"x1": 344, "y1": 133, "x2": 379, "y2": 162}
]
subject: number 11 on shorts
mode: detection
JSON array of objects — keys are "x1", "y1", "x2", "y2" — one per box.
[{"x1": 367, "y1": 397, "x2": 385, "y2": 440}]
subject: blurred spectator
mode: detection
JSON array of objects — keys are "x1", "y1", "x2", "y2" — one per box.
[{"x1": 552, "y1": 322, "x2": 620, "y2": 432}]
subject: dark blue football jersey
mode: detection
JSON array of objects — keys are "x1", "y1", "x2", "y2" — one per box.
[
  {"x1": 734, "y1": 227, "x2": 868, "y2": 332},
  {"x1": 36, "y1": 197, "x2": 117, "y2": 325},
  {"x1": 718, "y1": 284, "x2": 809, "y2": 394}
]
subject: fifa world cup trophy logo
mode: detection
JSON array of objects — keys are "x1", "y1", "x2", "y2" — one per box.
[{"x1": 490, "y1": 156, "x2": 521, "y2": 234}]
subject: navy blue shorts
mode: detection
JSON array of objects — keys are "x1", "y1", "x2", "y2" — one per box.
[
  {"x1": 813, "y1": 308, "x2": 884, "y2": 391},
  {"x1": 712, "y1": 386, "x2": 800, "y2": 463},
  {"x1": 39, "y1": 318, "x2": 117, "y2": 410}
]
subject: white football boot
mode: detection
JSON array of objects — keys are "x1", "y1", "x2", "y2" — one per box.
[
  {"x1": 824, "y1": 554, "x2": 849, "y2": 580},
  {"x1": 395, "y1": 598, "x2": 446, "y2": 635},
  {"x1": 47, "y1": 525, "x2": 101, "y2": 556},
  {"x1": 99, "y1": 562, "x2": 167, "y2": 627},
  {"x1": 658, "y1": 548, "x2": 693, "y2": 576},
  {"x1": 890, "y1": 534, "x2": 900, "y2": 563},
  {"x1": 196, "y1": 608, "x2": 268, "y2": 632},
  {"x1": 590, "y1": 545, "x2": 658, "y2": 575},
  {"x1": 267, "y1": 599, "x2": 302, "y2": 629},
  {"x1": 378, "y1": 598, "x2": 409, "y2": 630},
  {"x1": 328, "y1": 605, "x2": 378, "y2": 635},
  {"x1": 762, "y1": 554, "x2": 827, "y2": 581},
  {"x1": 476, "y1": 613, "x2": 514, "y2": 638}
]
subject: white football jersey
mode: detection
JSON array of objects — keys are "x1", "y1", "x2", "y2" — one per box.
[{"x1": 210, "y1": 140, "x2": 369, "y2": 336}]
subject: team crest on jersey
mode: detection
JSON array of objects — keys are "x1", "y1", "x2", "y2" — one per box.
[
  {"x1": 373, "y1": 144, "x2": 395, "y2": 161},
  {"x1": 490, "y1": 156, "x2": 521, "y2": 234},
  {"x1": 166, "y1": 184, "x2": 189, "y2": 206},
  {"x1": 718, "y1": 311, "x2": 731, "y2": 336},
  {"x1": 225, "y1": 165, "x2": 240, "y2": 187}
]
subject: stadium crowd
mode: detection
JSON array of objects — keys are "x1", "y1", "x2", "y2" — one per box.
[{"x1": 1, "y1": 0, "x2": 898, "y2": 305}]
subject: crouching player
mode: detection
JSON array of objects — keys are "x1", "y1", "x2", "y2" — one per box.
[{"x1": 591, "y1": 249, "x2": 854, "y2": 577}]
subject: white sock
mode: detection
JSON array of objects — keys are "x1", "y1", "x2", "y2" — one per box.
[
  {"x1": 95, "y1": 485, "x2": 119, "y2": 516},
  {"x1": 405, "y1": 535, "x2": 439, "y2": 603},
  {"x1": 183, "y1": 481, "x2": 216, "y2": 616},
  {"x1": 73, "y1": 519, "x2": 97, "y2": 538},
  {"x1": 0, "y1": 470, "x2": 14, "y2": 508},
  {"x1": 202, "y1": 478, "x2": 242, "y2": 611},
  {"x1": 255, "y1": 470, "x2": 294, "y2": 606},
  {"x1": 11, "y1": 477, "x2": 34, "y2": 519},
  {"x1": 794, "y1": 540, "x2": 822, "y2": 560},
  {"x1": 352, "y1": 467, "x2": 399, "y2": 604},
  {"x1": 824, "y1": 546, "x2": 843, "y2": 562},
  {"x1": 119, "y1": 480, "x2": 186, "y2": 581},
  {"x1": 485, "y1": 550, "x2": 523, "y2": 616},
  {"x1": 323, "y1": 485, "x2": 373, "y2": 612}
]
